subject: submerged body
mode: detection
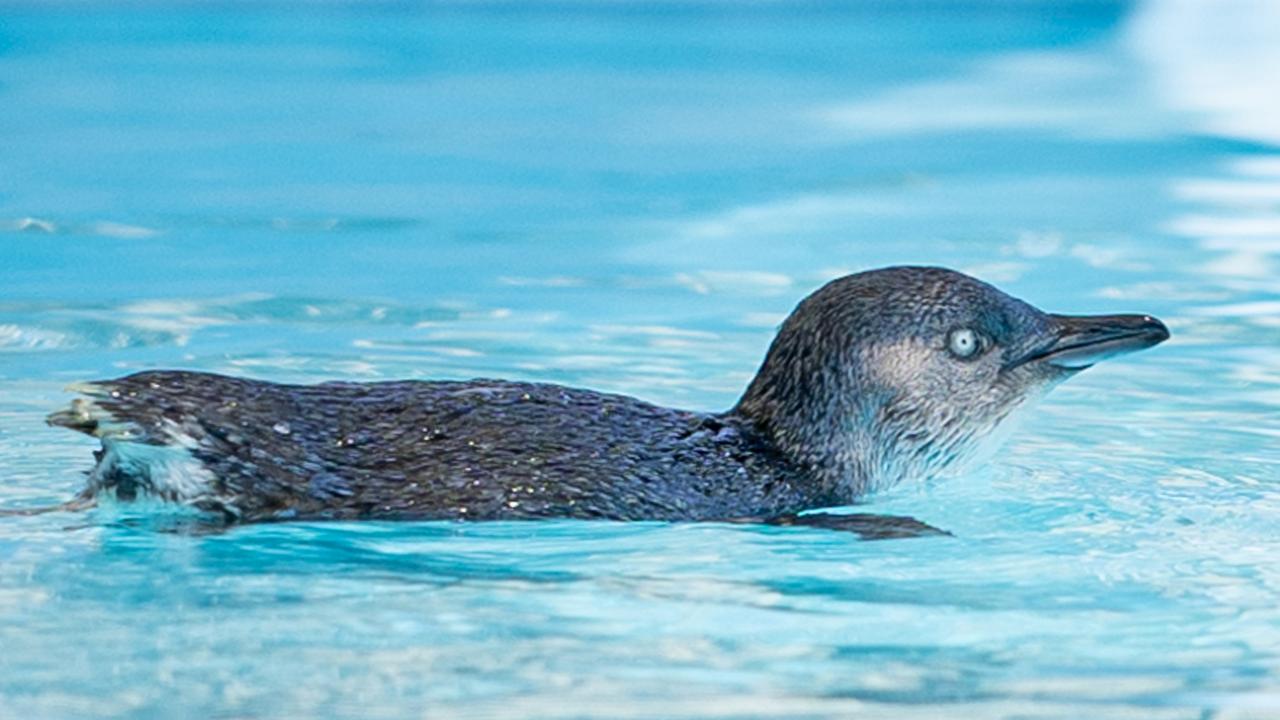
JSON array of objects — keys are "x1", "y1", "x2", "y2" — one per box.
[
  {"x1": 40, "y1": 267, "x2": 1170, "y2": 525},
  {"x1": 51, "y1": 373, "x2": 821, "y2": 523}
]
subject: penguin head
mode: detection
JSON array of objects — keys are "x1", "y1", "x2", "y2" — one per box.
[{"x1": 736, "y1": 266, "x2": 1169, "y2": 500}]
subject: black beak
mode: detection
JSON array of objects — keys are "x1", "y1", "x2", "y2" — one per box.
[{"x1": 1006, "y1": 314, "x2": 1171, "y2": 371}]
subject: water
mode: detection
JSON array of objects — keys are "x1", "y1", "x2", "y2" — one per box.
[{"x1": 1, "y1": 1, "x2": 1278, "y2": 717}]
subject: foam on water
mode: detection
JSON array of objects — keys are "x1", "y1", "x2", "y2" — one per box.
[{"x1": 1, "y1": 1, "x2": 1278, "y2": 718}]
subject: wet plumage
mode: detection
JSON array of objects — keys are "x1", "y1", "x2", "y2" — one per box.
[
  {"x1": 52, "y1": 373, "x2": 820, "y2": 523},
  {"x1": 42, "y1": 266, "x2": 1170, "y2": 527}
]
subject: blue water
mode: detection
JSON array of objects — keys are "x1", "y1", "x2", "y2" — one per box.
[{"x1": 2, "y1": 1, "x2": 1279, "y2": 717}]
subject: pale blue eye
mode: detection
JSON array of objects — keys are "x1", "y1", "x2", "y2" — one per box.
[{"x1": 948, "y1": 328, "x2": 981, "y2": 358}]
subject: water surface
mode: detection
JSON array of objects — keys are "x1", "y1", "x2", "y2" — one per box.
[{"x1": 2, "y1": 1, "x2": 1279, "y2": 718}]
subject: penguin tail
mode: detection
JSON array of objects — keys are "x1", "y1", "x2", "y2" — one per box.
[{"x1": 46, "y1": 382, "x2": 122, "y2": 437}]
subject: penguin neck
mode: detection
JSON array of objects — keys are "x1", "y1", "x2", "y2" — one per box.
[{"x1": 732, "y1": 350, "x2": 881, "y2": 506}]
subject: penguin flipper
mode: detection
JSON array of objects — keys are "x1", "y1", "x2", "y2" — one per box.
[{"x1": 743, "y1": 512, "x2": 951, "y2": 540}]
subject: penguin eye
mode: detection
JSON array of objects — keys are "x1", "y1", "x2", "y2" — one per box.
[{"x1": 946, "y1": 328, "x2": 984, "y2": 359}]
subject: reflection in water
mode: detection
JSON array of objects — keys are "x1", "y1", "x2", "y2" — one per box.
[
  {"x1": 1129, "y1": 0, "x2": 1280, "y2": 146},
  {"x1": 1131, "y1": 0, "x2": 1280, "y2": 303}
]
